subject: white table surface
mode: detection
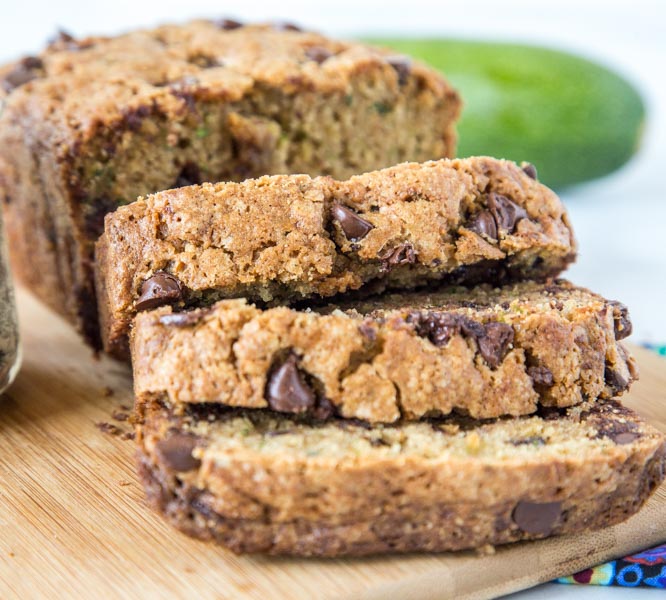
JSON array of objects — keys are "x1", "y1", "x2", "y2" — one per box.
[{"x1": 1, "y1": 1, "x2": 664, "y2": 598}]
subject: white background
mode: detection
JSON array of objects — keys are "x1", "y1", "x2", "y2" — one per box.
[{"x1": 1, "y1": 2, "x2": 665, "y2": 598}]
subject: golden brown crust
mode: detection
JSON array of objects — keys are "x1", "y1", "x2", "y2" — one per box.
[
  {"x1": 0, "y1": 20, "x2": 460, "y2": 347},
  {"x1": 135, "y1": 399, "x2": 666, "y2": 556},
  {"x1": 130, "y1": 280, "x2": 624, "y2": 423},
  {"x1": 101, "y1": 157, "x2": 576, "y2": 358}
]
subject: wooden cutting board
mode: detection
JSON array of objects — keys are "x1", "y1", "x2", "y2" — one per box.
[{"x1": 1, "y1": 289, "x2": 665, "y2": 600}]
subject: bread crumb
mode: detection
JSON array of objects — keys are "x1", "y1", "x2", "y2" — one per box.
[{"x1": 476, "y1": 544, "x2": 496, "y2": 556}]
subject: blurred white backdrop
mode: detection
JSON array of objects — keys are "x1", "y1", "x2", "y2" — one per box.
[
  {"x1": 1, "y1": 3, "x2": 665, "y2": 598},
  {"x1": 1, "y1": 0, "x2": 665, "y2": 346}
]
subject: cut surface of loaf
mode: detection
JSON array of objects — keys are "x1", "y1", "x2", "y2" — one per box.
[
  {"x1": 100, "y1": 156, "x2": 576, "y2": 357},
  {"x1": 0, "y1": 20, "x2": 460, "y2": 348},
  {"x1": 131, "y1": 280, "x2": 632, "y2": 423},
  {"x1": 136, "y1": 398, "x2": 666, "y2": 556}
]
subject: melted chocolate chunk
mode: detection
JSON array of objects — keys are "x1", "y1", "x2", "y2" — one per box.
[
  {"x1": 612, "y1": 431, "x2": 640, "y2": 445},
  {"x1": 407, "y1": 312, "x2": 466, "y2": 347},
  {"x1": 358, "y1": 321, "x2": 377, "y2": 342},
  {"x1": 522, "y1": 163, "x2": 538, "y2": 180},
  {"x1": 122, "y1": 105, "x2": 152, "y2": 132},
  {"x1": 158, "y1": 308, "x2": 210, "y2": 327},
  {"x1": 311, "y1": 396, "x2": 337, "y2": 420},
  {"x1": 305, "y1": 46, "x2": 333, "y2": 64},
  {"x1": 266, "y1": 354, "x2": 316, "y2": 413},
  {"x1": 487, "y1": 193, "x2": 528, "y2": 233},
  {"x1": 609, "y1": 301, "x2": 632, "y2": 340},
  {"x1": 380, "y1": 243, "x2": 417, "y2": 271},
  {"x1": 386, "y1": 56, "x2": 411, "y2": 85},
  {"x1": 216, "y1": 18, "x2": 243, "y2": 30},
  {"x1": 174, "y1": 162, "x2": 203, "y2": 188},
  {"x1": 527, "y1": 365, "x2": 554, "y2": 388},
  {"x1": 2, "y1": 56, "x2": 44, "y2": 92},
  {"x1": 512, "y1": 500, "x2": 562, "y2": 535},
  {"x1": 477, "y1": 322, "x2": 514, "y2": 368},
  {"x1": 408, "y1": 312, "x2": 513, "y2": 367},
  {"x1": 331, "y1": 203, "x2": 373, "y2": 241},
  {"x1": 468, "y1": 210, "x2": 498, "y2": 241},
  {"x1": 605, "y1": 367, "x2": 629, "y2": 394},
  {"x1": 135, "y1": 272, "x2": 183, "y2": 312},
  {"x1": 155, "y1": 433, "x2": 201, "y2": 472},
  {"x1": 458, "y1": 318, "x2": 486, "y2": 340}
]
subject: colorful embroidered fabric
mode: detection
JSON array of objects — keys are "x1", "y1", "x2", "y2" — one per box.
[
  {"x1": 557, "y1": 347, "x2": 665, "y2": 588},
  {"x1": 556, "y1": 544, "x2": 666, "y2": 588}
]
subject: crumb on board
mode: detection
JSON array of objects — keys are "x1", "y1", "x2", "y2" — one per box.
[
  {"x1": 476, "y1": 544, "x2": 496, "y2": 556},
  {"x1": 95, "y1": 421, "x2": 134, "y2": 441},
  {"x1": 118, "y1": 480, "x2": 131, "y2": 487},
  {"x1": 112, "y1": 409, "x2": 129, "y2": 422},
  {"x1": 102, "y1": 386, "x2": 114, "y2": 397}
]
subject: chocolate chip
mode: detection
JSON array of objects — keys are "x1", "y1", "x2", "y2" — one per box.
[
  {"x1": 122, "y1": 105, "x2": 152, "y2": 132},
  {"x1": 609, "y1": 301, "x2": 632, "y2": 340},
  {"x1": 273, "y1": 22, "x2": 303, "y2": 32},
  {"x1": 527, "y1": 365, "x2": 554, "y2": 388},
  {"x1": 458, "y1": 318, "x2": 486, "y2": 340},
  {"x1": 605, "y1": 367, "x2": 629, "y2": 393},
  {"x1": 155, "y1": 433, "x2": 201, "y2": 472},
  {"x1": 522, "y1": 163, "x2": 538, "y2": 180},
  {"x1": 331, "y1": 203, "x2": 373, "y2": 241},
  {"x1": 386, "y1": 56, "x2": 411, "y2": 85},
  {"x1": 477, "y1": 322, "x2": 514, "y2": 368},
  {"x1": 408, "y1": 312, "x2": 513, "y2": 367},
  {"x1": 487, "y1": 193, "x2": 528, "y2": 233},
  {"x1": 512, "y1": 501, "x2": 562, "y2": 535},
  {"x1": 266, "y1": 354, "x2": 316, "y2": 413},
  {"x1": 358, "y1": 320, "x2": 377, "y2": 342},
  {"x1": 468, "y1": 210, "x2": 498, "y2": 241},
  {"x1": 135, "y1": 272, "x2": 183, "y2": 312},
  {"x1": 216, "y1": 18, "x2": 243, "y2": 30},
  {"x1": 407, "y1": 311, "x2": 465, "y2": 347},
  {"x1": 380, "y1": 243, "x2": 417, "y2": 271},
  {"x1": 312, "y1": 396, "x2": 337, "y2": 420},
  {"x1": 174, "y1": 162, "x2": 202, "y2": 188},
  {"x1": 305, "y1": 46, "x2": 333, "y2": 64},
  {"x1": 158, "y1": 308, "x2": 210, "y2": 327},
  {"x1": 612, "y1": 431, "x2": 639, "y2": 445},
  {"x1": 2, "y1": 56, "x2": 44, "y2": 92}
]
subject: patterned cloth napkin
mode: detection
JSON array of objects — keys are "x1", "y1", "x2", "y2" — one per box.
[
  {"x1": 556, "y1": 544, "x2": 666, "y2": 588},
  {"x1": 555, "y1": 344, "x2": 666, "y2": 589}
]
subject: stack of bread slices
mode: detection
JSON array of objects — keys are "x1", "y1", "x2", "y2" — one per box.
[{"x1": 1, "y1": 20, "x2": 663, "y2": 556}]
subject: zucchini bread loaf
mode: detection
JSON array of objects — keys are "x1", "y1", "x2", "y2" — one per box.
[
  {"x1": 136, "y1": 397, "x2": 666, "y2": 556},
  {"x1": 132, "y1": 280, "x2": 636, "y2": 423},
  {"x1": 98, "y1": 157, "x2": 576, "y2": 357},
  {"x1": 0, "y1": 20, "x2": 460, "y2": 348}
]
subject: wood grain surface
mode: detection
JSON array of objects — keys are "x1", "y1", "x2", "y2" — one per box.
[{"x1": 1, "y1": 289, "x2": 664, "y2": 600}]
